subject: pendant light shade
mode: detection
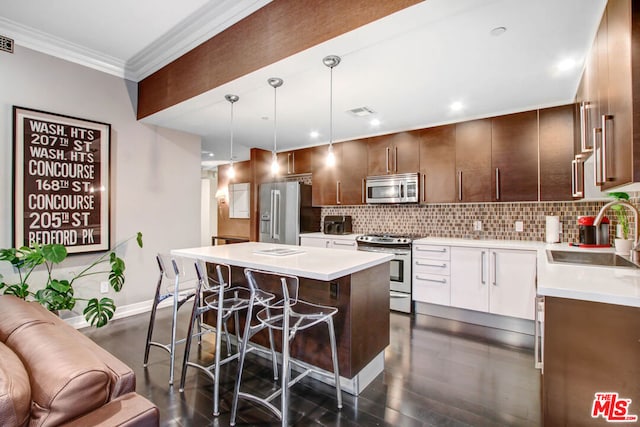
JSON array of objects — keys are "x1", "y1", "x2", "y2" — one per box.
[
  {"x1": 268, "y1": 77, "x2": 283, "y2": 176},
  {"x1": 225, "y1": 94, "x2": 239, "y2": 179},
  {"x1": 323, "y1": 55, "x2": 341, "y2": 167}
]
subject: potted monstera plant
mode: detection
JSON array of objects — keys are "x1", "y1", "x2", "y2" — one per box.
[
  {"x1": 0, "y1": 232, "x2": 142, "y2": 327},
  {"x1": 608, "y1": 192, "x2": 633, "y2": 255}
]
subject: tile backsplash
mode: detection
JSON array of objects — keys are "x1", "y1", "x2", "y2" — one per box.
[{"x1": 321, "y1": 199, "x2": 640, "y2": 243}]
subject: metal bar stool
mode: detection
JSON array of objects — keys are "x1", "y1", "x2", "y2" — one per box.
[
  {"x1": 179, "y1": 260, "x2": 279, "y2": 416},
  {"x1": 143, "y1": 253, "x2": 200, "y2": 385},
  {"x1": 230, "y1": 268, "x2": 342, "y2": 426}
]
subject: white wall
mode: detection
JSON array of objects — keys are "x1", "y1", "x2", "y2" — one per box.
[{"x1": 0, "y1": 46, "x2": 201, "y2": 320}]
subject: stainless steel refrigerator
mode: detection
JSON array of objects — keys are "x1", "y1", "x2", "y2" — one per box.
[{"x1": 259, "y1": 182, "x2": 320, "y2": 245}]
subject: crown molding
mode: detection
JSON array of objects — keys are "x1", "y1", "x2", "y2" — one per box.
[
  {"x1": 0, "y1": 0, "x2": 270, "y2": 81},
  {"x1": 126, "y1": 0, "x2": 272, "y2": 81},
  {"x1": 0, "y1": 16, "x2": 127, "y2": 78}
]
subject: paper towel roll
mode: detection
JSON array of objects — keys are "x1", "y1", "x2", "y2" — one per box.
[{"x1": 546, "y1": 216, "x2": 560, "y2": 243}]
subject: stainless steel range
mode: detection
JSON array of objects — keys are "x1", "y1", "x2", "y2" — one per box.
[{"x1": 356, "y1": 234, "x2": 412, "y2": 313}]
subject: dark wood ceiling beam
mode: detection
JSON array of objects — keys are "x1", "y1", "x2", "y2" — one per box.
[{"x1": 137, "y1": 0, "x2": 421, "y2": 119}]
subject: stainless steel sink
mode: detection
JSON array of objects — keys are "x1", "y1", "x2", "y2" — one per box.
[{"x1": 546, "y1": 250, "x2": 640, "y2": 269}]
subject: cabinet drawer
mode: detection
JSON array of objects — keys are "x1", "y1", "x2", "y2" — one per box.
[
  {"x1": 413, "y1": 244, "x2": 450, "y2": 260},
  {"x1": 413, "y1": 259, "x2": 450, "y2": 275},
  {"x1": 413, "y1": 273, "x2": 450, "y2": 306}
]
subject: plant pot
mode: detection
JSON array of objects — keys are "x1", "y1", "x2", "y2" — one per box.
[{"x1": 614, "y1": 238, "x2": 633, "y2": 256}]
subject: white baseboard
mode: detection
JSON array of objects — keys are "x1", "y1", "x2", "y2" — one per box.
[{"x1": 64, "y1": 298, "x2": 174, "y2": 330}]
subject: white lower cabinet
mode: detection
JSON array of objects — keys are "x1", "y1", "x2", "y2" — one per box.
[
  {"x1": 450, "y1": 246, "x2": 537, "y2": 320},
  {"x1": 300, "y1": 235, "x2": 358, "y2": 250},
  {"x1": 413, "y1": 244, "x2": 451, "y2": 306}
]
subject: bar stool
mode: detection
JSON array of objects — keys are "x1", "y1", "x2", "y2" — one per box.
[
  {"x1": 143, "y1": 253, "x2": 199, "y2": 385},
  {"x1": 179, "y1": 260, "x2": 279, "y2": 416},
  {"x1": 230, "y1": 268, "x2": 342, "y2": 426}
]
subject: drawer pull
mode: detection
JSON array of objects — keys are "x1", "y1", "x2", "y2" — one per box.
[
  {"x1": 415, "y1": 262, "x2": 447, "y2": 268},
  {"x1": 333, "y1": 241, "x2": 355, "y2": 247},
  {"x1": 415, "y1": 247, "x2": 447, "y2": 253},
  {"x1": 416, "y1": 276, "x2": 447, "y2": 284}
]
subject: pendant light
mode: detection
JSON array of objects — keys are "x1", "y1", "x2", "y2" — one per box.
[
  {"x1": 323, "y1": 55, "x2": 341, "y2": 167},
  {"x1": 268, "y1": 77, "x2": 283, "y2": 176},
  {"x1": 225, "y1": 94, "x2": 239, "y2": 179}
]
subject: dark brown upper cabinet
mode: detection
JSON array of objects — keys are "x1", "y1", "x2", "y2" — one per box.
[
  {"x1": 490, "y1": 111, "x2": 539, "y2": 202},
  {"x1": 455, "y1": 119, "x2": 492, "y2": 202},
  {"x1": 539, "y1": 105, "x2": 579, "y2": 201},
  {"x1": 419, "y1": 125, "x2": 456, "y2": 203},
  {"x1": 580, "y1": 0, "x2": 637, "y2": 189},
  {"x1": 367, "y1": 131, "x2": 420, "y2": 176},
  {"x1": 311, "y1": 140, "x2": 367, "y2": 206},
  {"x1": 276, "y1": 147, "x2": 312, "y2": 176}
]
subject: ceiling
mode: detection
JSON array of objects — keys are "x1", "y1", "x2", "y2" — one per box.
[{"x1": 1, "y1": 0, "x2": 607, "y2": 168}]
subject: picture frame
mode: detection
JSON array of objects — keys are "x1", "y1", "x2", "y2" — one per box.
[{"x1": 13, "y1": 106, "x2": 111, "y2": 254}]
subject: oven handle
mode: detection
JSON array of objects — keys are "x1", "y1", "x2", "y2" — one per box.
[
  {"x1": 390, "y1": 291, "x2": 410, "y2": 299},
  {"x1": 357, "y1": 247, "x2": 411, "y2": 256}
]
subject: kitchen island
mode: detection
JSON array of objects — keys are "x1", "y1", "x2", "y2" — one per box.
[{"x1": 171, "y1": 242, "x2": 393, "y2": 395}]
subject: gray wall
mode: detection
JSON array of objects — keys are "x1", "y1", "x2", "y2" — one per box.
[{"x1": 0, "y1": 46, "x2": 201, "y2": 323}]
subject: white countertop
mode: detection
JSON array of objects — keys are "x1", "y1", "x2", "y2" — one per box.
[
  {"x1": 171, "y1": 241, "x2": 392, "y2": 281},
  {"x1": 413, "y1": 237, "x2": 640, "y2": 308}
]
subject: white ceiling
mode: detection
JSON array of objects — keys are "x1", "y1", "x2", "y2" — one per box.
[{"x1": 1, "y1": 0, "x2": 606, "y2": 168}]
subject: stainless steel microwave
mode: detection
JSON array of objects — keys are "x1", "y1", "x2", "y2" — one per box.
[{"x1": 365, "y1": 173, "x2": 419, "y2": 204}]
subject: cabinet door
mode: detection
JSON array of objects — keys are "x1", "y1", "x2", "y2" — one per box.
[
  {"x1": 539, "y1": 105, "x2": 578, "y2": 201},
  {"x1": 390, "y1": 131, "x2": 420, "y2": 174},
  {"x1": 278, "y1": 148, "x2": 313, "y2": 175},
  {"x1": 603, "y1": 0, "x2": 633, "y2": 188},
  {"x1": 338, "y1": 140, "x2": 368, "y2": 205},
  {"x1": 419, "y1": 125, "x2": 456, "y2": 203},
  {"x1": 311, "y1": 145, "x2": 339, "y2": 206},
  {"x1": 491, "y1": 111, "x2": 539, "y2": 201},
  {"x1": 367, "y1": 135, "x2": 392, "y2": 176},
  {"x1": 455, "y1": 119, "x2": 492, "y2": 202},
  {"x1": 450, "y1": 246, "x2": 488, "y2": 312},
  {"x1": 489, "y1": 249, "x2": 537, "y2": 320},
  {"x1": 543, "y1": 297, "x2": 640, "y2": 426},
  {"x1": 300, "y1": 236, "x2": 330, "y2": 248}
]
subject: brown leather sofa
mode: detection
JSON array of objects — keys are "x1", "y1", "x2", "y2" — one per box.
[{"x1": 0, "y1": 295, "x2": 159, "y2": 427}]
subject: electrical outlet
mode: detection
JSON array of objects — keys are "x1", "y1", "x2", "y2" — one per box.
[
  {"x1": 474, "y1": 221, "x2": 482, "y2": 231},
  {"x1": 100, "y1": 281, "x2": 109, "y2": 294},
  {"x1": 515, "y1": 221, "x2": 524, "y2": 232}
]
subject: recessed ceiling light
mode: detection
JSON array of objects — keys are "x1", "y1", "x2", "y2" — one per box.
[
  {"x1": 370, "y1": 118, "x2": 381, "y2": 127},
  {"x1": 450, "y1": 101, "x2": 464, "y2": 112},
  {"x1": 557, "y1": 57, "x2": 577, "y2": 71},
  {"x1": 310, "y1": 130, "x2": 319, "y2": 138},
  {"x1": 490, "y1": 26, "x2": 507, "y2": 37}
]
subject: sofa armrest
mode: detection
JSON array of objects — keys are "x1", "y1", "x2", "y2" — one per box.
[{"x1": 59, "y1": 392, "x2": 159, "y2": 427}]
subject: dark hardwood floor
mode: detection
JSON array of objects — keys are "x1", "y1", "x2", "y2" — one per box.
[{"x1": 83, "y1": 307, "x2": 541, "y2": 426}]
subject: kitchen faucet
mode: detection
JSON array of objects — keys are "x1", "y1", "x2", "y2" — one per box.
[{"x1": 594, "y1": 200, "x2": 640, "y2": 262}]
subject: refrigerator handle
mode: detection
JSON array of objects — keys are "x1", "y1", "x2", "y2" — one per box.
[{"x1": 272, "y1": 189, "x2": 281, "y2": 240}]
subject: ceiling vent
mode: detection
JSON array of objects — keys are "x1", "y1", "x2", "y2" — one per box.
[
  {"x1": 1, "y1": 35, "x2": 14, "y2": 54},
  {"x1": 347, "y1": 106, "x2": 375, "y2": 117}
]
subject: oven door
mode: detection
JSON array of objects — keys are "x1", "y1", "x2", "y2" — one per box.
[
  {"x1": 357, "y1": 246, "x2": 411, "y2": 293},
  {"x1": 389, "y1": 250, "x2": 411, "y2": 293}
]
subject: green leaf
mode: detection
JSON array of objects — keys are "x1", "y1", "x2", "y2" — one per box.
[
  {"x1": 136, "y1": 232, "x2": 143, "y2": 248},
  {"x1": 608, "y1": 192, "x2": 630, "y2": 201},
  {"x1": 49, "y1": 279, "x2": 71, "y2": 293},
  {"x1": 108, "y1": 255, "x2": 126, "y2": 292},
  {"x1": 42, "y1": 244, "x2": 67, "y2": 264},
  {"x1": 0, "y1": 248, "x2": 19, "y2": 266},
  {"x1": 84, "y1": 297, "x2": 115, "y2": 328},
  {"x1": 4, "y1": 284, "x2": 30, "y2": 299}
]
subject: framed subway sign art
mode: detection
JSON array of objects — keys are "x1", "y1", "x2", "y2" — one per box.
[{"x1": 13, "y1": 106, "x2": 111, "y2": 254}]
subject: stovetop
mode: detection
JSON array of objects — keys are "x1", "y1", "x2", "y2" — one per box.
[{"x1": 356, "y1": 234, "x2": 417, "y2": 245}]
